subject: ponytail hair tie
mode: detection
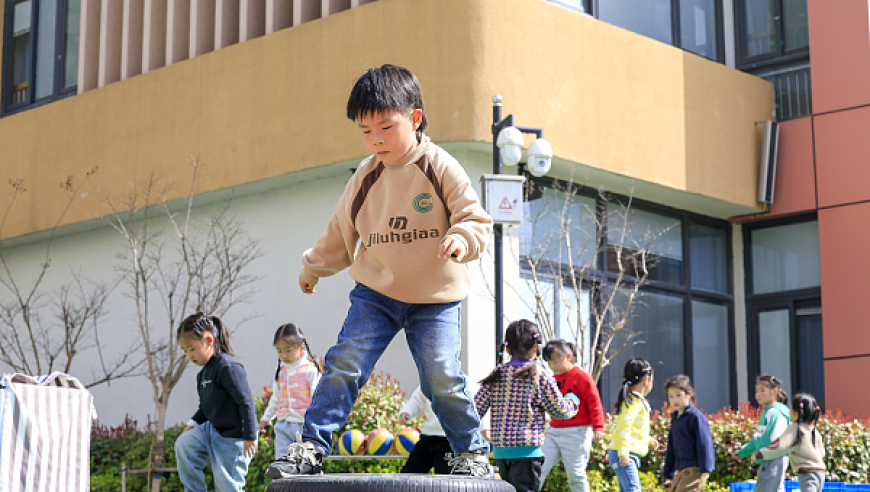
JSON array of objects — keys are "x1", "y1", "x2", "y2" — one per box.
[
  {"x1": 800, "y1": 402, "x2": 804, "y2": 407},
  {"x1": 815, "y1": 406, "x2": 820, "y2": 411},
  {"x1": 533, "y1": 333, "x2": 540, "y2": 339}
]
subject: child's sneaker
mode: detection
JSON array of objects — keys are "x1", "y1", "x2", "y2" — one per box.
[
  {"x1": 448, "y1": 450, "x2": 496, "y2": 478},
  {"x1": 264, "y1": 435, "x2": 323, "y2": 478}
]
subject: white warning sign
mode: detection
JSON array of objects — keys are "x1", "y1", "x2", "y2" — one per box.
[{"x1": 480, "y1": 174, "x2": 526, "y2": 225}]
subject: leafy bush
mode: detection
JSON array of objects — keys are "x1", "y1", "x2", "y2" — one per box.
[{"x1": 93, "y1": 381, "x2": 870, "y2": 489}]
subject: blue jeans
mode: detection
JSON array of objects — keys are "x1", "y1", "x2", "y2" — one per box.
[
  {"x1": 273, "y1": 420, "x2": 304, "y2": 460},
  {"x1": 608, "y1": 449, "x2": 641, "y2": 492},
  {"x1": 175, "y1": 422, "x2": 250, "y2": 492},
  {"x1": 302, "y1": 283, "x2": 488, "y2": 457}
]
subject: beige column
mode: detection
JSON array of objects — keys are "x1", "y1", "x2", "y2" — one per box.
[
  {"x1": 240, "y1": 0, "x2": 266, "y2": 42},
  {"x1": 98, "y1": 0, "x2": 123, "y2": 87},
  {"x1": 190, "y1": 0, "x2": 216, "y2": 57},
  {"x1": 294, "y1": 0, "x2": 320, "y2": 26},
  {"x1": 121, "y1": 0, "x2": 144, "y2": 80},
  {"x1": 216, "y1": 0, "x2": 240, "y2": 49},
  {"x1": 323, "y1": 0, "x2": 350, "y2": 16},
  {"x1": 142, "y1": 0, "x2": 167, "y2": 73},
  {"x1": 167, "y1": 0, "x2": 191, "y2": 65},
  {"x1": 265, "y1": 0, "x2": 292, "y2": 34},
  {"x1": 78, "y1": 0, "x2": 101, "y2": 93}
]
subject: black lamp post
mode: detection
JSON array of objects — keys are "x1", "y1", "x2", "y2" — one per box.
[{"x1": 491, "y1": 95, "x2": 545, "y2": 364}]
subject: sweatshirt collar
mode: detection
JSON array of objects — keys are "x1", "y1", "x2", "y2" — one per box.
[{"x1": 508, "y1": 356, "x2": 534, "y2": 367}]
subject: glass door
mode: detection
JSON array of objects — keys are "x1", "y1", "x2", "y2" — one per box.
[{"x1": 749, "y1": 298, "x2": 823, "y2": 407}]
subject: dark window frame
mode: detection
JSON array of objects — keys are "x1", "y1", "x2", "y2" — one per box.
[
  {"x1": 586, "y1": 0, "x2": 726, "y2": 63},
  {"x1": 2, "y1": 0, "x2": 79, "y2": 116},
  {"x1": 734, "y1": 0, "x2": 810, "y2": 70},
  {"x1": 743, "y1": 214, "x2": 822, "y2": 407},
  {"x1": 520, "y1": 175, "x2": 736, "y2": 411}
]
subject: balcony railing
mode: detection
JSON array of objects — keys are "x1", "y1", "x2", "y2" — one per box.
[
  {"x1": 77, "y1": 0, "x2": 376, "y2": 94},
  {"x1": 752, "y1": 60, "x2": 812, "y2": 122}
]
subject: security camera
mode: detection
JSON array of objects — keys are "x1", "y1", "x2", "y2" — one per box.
[
  {"x1": 497, "y1": 126, "x2": 524, "y2": 166},
  {"x1": 526, "y1": 138, "x2": 552, "y2": 177}
]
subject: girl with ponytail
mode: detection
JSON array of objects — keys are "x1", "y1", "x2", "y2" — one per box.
[
  {"x1": 738, "y1": 375, "x2": 792, "y2": 492},
  {"x1": 174, "y1": 312, "x2": 258, "y2": 491},
  {"x1": 755, "y1": 393, "x2": 826, "y2": 492},
  {"x1": 259, "y1": 323, "x2": 322, "y2": 459},
  {"x1": 607, "y1": 358, "x2": 658, "y2": 492}
]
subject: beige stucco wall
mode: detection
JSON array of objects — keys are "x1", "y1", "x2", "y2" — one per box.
[{"x1": 0, "y1": 0, "x2": 772, "y2": 241}]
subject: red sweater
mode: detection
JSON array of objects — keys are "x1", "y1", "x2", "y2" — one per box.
[{"x1": 549, "y1": 367, "x2": 605, "y2": 431}]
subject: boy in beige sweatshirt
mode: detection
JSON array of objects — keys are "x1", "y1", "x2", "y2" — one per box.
[
  {"x1": 266, "y1": 65, "x2": 494, "y2": 479},
  {"x1": 755, "y1": 393, "x2": 826, "y2": 492}
]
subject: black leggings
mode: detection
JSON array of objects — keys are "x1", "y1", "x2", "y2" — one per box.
[{"x1": 400, "y1": 435, "x2": 454, "y2": 474}]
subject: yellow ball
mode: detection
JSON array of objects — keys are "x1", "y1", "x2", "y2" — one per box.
[
  {"x1": 366, "y1": 428, "x2": 393, "y2": 455},
  {"x1": 338, "y1": 429, "x2": 366, "y2": 456},
  {"x1": 393, "y1": 427, "x2": 420, "y2": 455}
]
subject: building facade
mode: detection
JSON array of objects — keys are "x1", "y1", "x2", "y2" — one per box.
[{"x1": 0, "y1": 0, "x2": 860, "y2": 425}]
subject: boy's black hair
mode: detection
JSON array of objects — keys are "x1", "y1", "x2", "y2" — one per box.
[
  {"x1": 614, "y1": 358, "x2": 652, "y2": 415},
  {"x1": 791, "y1": 393, "x2": 821, "y2": 447},
  {"x1": 757, "y1": 374, "x2": 789, "y2": 404},
  {"x1": 346, "y1": 64, "x2": 428, "y2": 138},
  {"x1": 177, "y1": 312, "x2": 235, "y2": 357},
  {"x1": 542, "y1": 338, "x2": 577, "y2": 362},
  {"x1": 479, "y1": 319, "x2": 541, "y2": 385},
  {"x1": 272, "y1": 323, "x2": 322, "y2": 380},
  {"x1": 664, "y1": 374, "x2": 696, "y2": 402}
]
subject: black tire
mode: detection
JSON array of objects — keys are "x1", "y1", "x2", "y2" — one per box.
[{"x1": 265, "y1": 473, "x2": 515, "y2": 491}]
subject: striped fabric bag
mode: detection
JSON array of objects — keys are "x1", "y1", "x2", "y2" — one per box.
[{"x1": 0, "y1": 373, "x2": 94, "y2": 492}]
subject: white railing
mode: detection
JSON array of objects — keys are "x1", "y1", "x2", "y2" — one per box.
[{"x1": 78, "y1": 0, "x2": 376, "y2": 94}]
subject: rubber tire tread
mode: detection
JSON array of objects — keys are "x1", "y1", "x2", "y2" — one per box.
[{"x1": 265, "y1": 473, "x2": 515, "y2": 491}]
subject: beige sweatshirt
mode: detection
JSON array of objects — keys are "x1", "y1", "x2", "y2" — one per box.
[
  {"x1": 758, "y1": 423, "x2": 826, "y2": 473},
  {"x1": 300, "y1": 136, "x2": 493, "y2": 304}
]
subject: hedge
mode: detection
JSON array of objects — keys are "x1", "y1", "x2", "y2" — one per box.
[{"x1": 90, "y1": 373, "x2": 870, "y2": 490}]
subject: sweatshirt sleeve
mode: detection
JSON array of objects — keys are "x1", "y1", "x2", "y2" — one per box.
[
  {"x1": 439, "y1": 156, "x2": 493, "y2": 263},
  {"x1": 401, "y1": 387, "x2": 426, "y2": 419},
  {"x1": 541, "y1": 373, "x2": 579, "y2": 420},
  {"x1": 474, "y1": 381, "x2": 494, "y2": 419},
  {"x1": 757, "y1": 424, "x2": 799, "y2": 461},
  {"x1": 219, "y1": 361, "x2": 259, "y2": 441},
  {"x1": 739, "y1": 407, "x2": 789, "y2": 458},
  {"x1": 696, "y1": 412, "x2": 715, "y2": 474},
  {"x1": 260, "y1": 380, "x2": 280, "y2": 424},
  {"x1": 307, "y1": 365, "x2": 321, "y2": 395},
  {"x1": 577, "y1": 370, "x2": 606, "y2": 431},
  {"x1": 300, "y1": 170, "x2": 365, "y2": 285}
]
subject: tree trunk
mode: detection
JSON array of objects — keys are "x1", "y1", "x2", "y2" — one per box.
[{"x1": 151, "y1": 399, "x2": 168, "y2": 492}]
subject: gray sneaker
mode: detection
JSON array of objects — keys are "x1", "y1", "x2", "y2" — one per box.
[
  {"x1": 448, "y1": 451, "x2": 497, "y2": 478},
  {"x1": 264, "y1": 435, "x2": 323, "y2": 478}
]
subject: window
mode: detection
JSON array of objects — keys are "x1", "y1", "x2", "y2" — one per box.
[
  {"x1": 745, "y1": 216, "x2": 824, "y2": 408},
  {"x1": 3, "y1": 0, "x2": 80, "y2": 114},
  {"x1": 587, "y1": 0, "x2": 723, "y2": 62},
  {"x1": 735, "y1": 0, "x2": 808, "y2": 69},
  {"x1": 518, "y1": 180, "x2": 734, "y2": 412}
]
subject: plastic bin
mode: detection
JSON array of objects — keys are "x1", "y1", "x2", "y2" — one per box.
[{"x1": 730, "y1": 482, "x2": 870, "y2": 492}]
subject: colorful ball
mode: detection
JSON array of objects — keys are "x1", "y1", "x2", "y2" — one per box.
[
  {"x1": 393, "y1": 427, "x2": 420, "y2": 455},
  {"x1": 338, "y1": 429, "x2": 366, "y2": 456},
  {"x1": 366, "y1": 428, "x2": 393, "y2": 455}
]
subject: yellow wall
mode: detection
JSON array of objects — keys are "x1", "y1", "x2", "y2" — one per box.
[{"x1": 0, "y1": 0, "x2": 773, "y2": 241}]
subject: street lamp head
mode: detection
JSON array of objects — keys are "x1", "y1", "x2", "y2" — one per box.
[
  {"x1": 493, "y1": 94, "x2": 503, "y2": 105},
  {"x1": 497, "y1": 126, "x2": 524, "y2": 166},
  {"x1": 526, "y1": 138, "x2": 553, "y2": 177}
]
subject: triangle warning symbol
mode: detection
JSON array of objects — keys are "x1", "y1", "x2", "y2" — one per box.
[{"x1": 499, "y1": 198, "x2": 512, "y2": 210}]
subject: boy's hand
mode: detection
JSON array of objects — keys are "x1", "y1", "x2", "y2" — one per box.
[
  {"x1": 753, "y1": 452, "x2": 762, "y2": 461},
  {"x1": 438, "y1": 236, "x2": 467, "y2": 261},
  {"x1": 183, "y1": 425, "x2": 194, "y2": 433},
  {"x1": 650, "y1": 438, "x2": 660, "y2": 452},
  {"x1": 259, "y1": 421, "x2": 268, "y2": 435},
  {"x1": 398, "y1": 412, "x2": 410, "y2": 425},
  {"x1": 243, "y1": 439, "x2": 257, "y2": 458},
  {"x1": 593, "y1": 430, "x2": 605, "y2": 442},
  {"x1": 298, "y1": 275, "x2": 316, "y2": 294},
  {"x1": 618, "y1": 454, "x2": 629, "y2": 467},
  {"x1": 481, "y1": 430, "x2": 491, "y2": 441}
]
